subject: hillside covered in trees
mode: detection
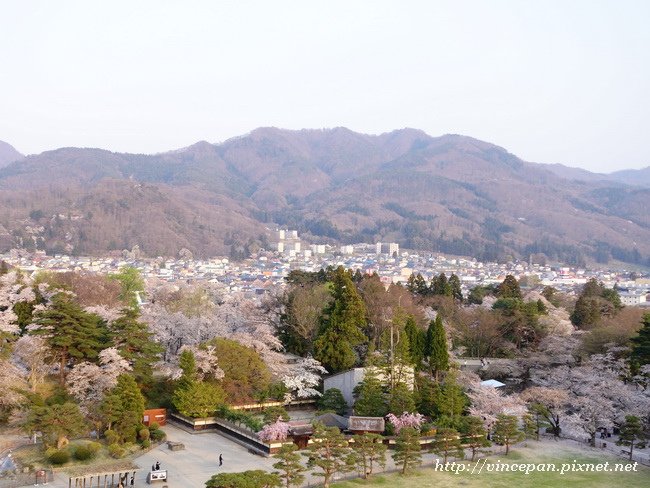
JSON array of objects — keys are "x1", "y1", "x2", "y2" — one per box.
[{"x1": 1, "y1": 128, "x2": 650, "y2": 265}]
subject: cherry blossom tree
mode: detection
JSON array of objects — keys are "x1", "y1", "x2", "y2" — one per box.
[
  {"x1": 465, "y1": 379, "x2": 525, "y2": 426},
  {"x1": 520, "y1": 387, "x2": 569, "y2": 438},
  {"x1": 66, "y1": 347, "x2": 131, "y2": 413},
  {"x1": 386, "y1": 412, "x2": 425, "y2": 434},
  {"x1": 281, "y1": 356, "x2": 326, "y2": 401},
  {"x1": 0, "y1": 272, "x2": 36, "y2": 335},
  {"x1": 193, "y1": 344, "x2": 225, "y2": 380},
  {"x1": 83, "y1": 305, "x2": 123, "y2": 323},
  {"x1": 12, "y1": 335, "x2": 51, "y2": 392},
  {"x1": 563, "y1": 395, "x2": 616, "y2": 445},
  {"x1": 0, "y1": 307, "x2": 19, "y2": 335},
  {"x1": 523, "y1": 339, "x2": 650, "y2": 441},
  {"x1": 0, "y1": 358, "x2": 27, "y2": 421},
  {"x1": 142, "y1": 304, "x2": 214, "y2": 360},
  {"x1": 258, "y1": 419, "x2": 291, "y2": 442}
]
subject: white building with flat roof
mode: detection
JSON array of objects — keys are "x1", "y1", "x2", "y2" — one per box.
[
  {"x1": 324, "y1": 366, "x2": 414, "y2": 407},
  {"x1": 619, "y1": 291, "x2": 647, "y2": 306}
]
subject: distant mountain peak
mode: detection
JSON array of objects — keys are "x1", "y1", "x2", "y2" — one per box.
[
  {"x1": 185, "y1": 140, "x2": 216, "y2": 151},
  {"x1": 0, "y1": 140, "x2": 24, "y2": 168}
]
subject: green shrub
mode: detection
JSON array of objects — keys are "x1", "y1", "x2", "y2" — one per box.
[
  {"x1": 73, "y1": 445, "x2": 92, "y2": 461},
  {"x1": 262, "y1": 406, "x2": 290, "y2": 424},
  {"x1": 108, "y1": 443, "x2": 126, "y2": 459},
  {"x1": 86, "y1": 442, "x2": 101, "y2": 456},
  {"x1": 138, "y1": 427, "x2": 150, "y2": 441},
  {"x1": 48, "y1": 449, "x2": 70, "y2": 465},
  {"x1": 150, "y1": 429, "x2": 167, "y2": 442},
  {"x1": 141, "y1": 439, "x2": 151, "y2": 449},
  {"x1": 149, "y1": 422, "x2": 160, "y2": 430},
  {"x1": 104, "y1": 429, "x2": 119, "y2": 445},
  {"x1": 120, "y1": 425, "x2": 139, "y2": 444}
]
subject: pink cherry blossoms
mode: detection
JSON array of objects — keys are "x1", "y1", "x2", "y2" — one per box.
[
  {"x1": 257, "y1": 419, "x2": 291, "y2": 442},
  {"x1": 386, "y1": 412, "x2": 425, "y2": 433}
]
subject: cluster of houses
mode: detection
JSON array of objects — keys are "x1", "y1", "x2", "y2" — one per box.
[{"x1": 2, "y1": 230, "x2": 649, "y2": 303}]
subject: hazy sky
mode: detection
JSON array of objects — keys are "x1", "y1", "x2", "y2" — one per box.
[{"x1": 1, "y1": 0, "x2": 648, "y2": 173}]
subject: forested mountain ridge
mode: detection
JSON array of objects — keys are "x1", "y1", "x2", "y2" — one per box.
[{"x1": 0, "y1": 128, "x2": 649, "y2": 265}]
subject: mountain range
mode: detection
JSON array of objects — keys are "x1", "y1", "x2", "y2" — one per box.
[{"x1": 0, "y1": 128, "x2": 649, "y2": 266}]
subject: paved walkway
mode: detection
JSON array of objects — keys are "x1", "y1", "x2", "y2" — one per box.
[
  {"x1": 49, "y1": 424, "x2": 275, "y2": 487},
  {"x1": 136, "y1": 425, "x2": 276, "y2": 486}
]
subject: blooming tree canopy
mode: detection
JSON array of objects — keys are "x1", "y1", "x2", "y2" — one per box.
[
  {"x1": 66, "y1": 347, "x2": 131, "y2": 413},
  {"x1": 258, "y1": 419, "x2": 291, "y2": 442},
  {"x1": 281, "y1": 356, "x2": 326, "y2": 401},
  {"x1": 386, "y1": 412, "x2": 425, "y2": 434}
]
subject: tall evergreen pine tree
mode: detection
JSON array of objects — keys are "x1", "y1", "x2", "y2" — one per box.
[
  {"x1": 424, "y1": 316, "x2": 449, "y2": 379},
  {"x1": 110, "y1": 308, "x2": 163, "y2": 387},
  {"x1": 392, "y1": 427, "x2": 422, "y2": 474},
  {"x1": 631, "y1": 314, "x2": 650, "y2": 367},
  {"x1": 314, "y1": 267, "x2": 367, "y2": 373},
  {"x1": 32, "y1": 293, "x2": 109, "y2": 385},
  {"x1": 404, "y1": 315, "x2": 425, "y2": 368}
]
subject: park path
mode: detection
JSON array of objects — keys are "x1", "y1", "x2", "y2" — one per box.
[
  {"x1": 48, "y1": 424, "x2": 276, "y2": 487},
  {"x1": 44, "y1": 427, "x2": 650, "y2": 487}
]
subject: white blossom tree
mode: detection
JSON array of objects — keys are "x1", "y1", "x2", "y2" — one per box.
[
  {"x1": 0, "y1": 272, "x2": 37, "y2": 335},
  {"x1": 83, "y1": 305, "x2": 123, "y2": 323},
  {"x1": 465, "y1": 379, "x2": 525, "y2": 427},
  {"x1": 281, "y1": 356, "x2": 326, "y2": 401},
  {"x1": 563, "y1": 395, "x2": 616, "y2": 445},
  {"x1": 165, "y1": 344, "x2": 225, "y2": 381},
  {"x1": 524, "y1": 339, "x2": 650, "y2": 441},
  {"x1": 0, "y1": 358, "x2": 28, "y2": 422},
  {"x1": 520, "y1": 387, "x2": 570, "y2": 438},
  {"x1": 66, "y1": 347, "x2": 131, "y2": 413},
  {"x1": 12, "y1": 335, "x2": 51, "y2": 392}
]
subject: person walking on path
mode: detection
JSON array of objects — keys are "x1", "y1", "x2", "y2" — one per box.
[{"x1": 219, "y1": 454, "x2": 223, "y2": 466}]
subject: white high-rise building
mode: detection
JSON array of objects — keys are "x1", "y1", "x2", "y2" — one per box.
[
  {"x1": 375, "y1": 242, "x2": 399, "y2": 255},
  {"x1": 274, "y1": 229, "x2": 301, "y2": 255}
]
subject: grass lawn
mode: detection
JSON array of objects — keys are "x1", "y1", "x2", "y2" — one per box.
[{"x1": 332, "y1": 441, "x2": 650, "y2": 488}]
